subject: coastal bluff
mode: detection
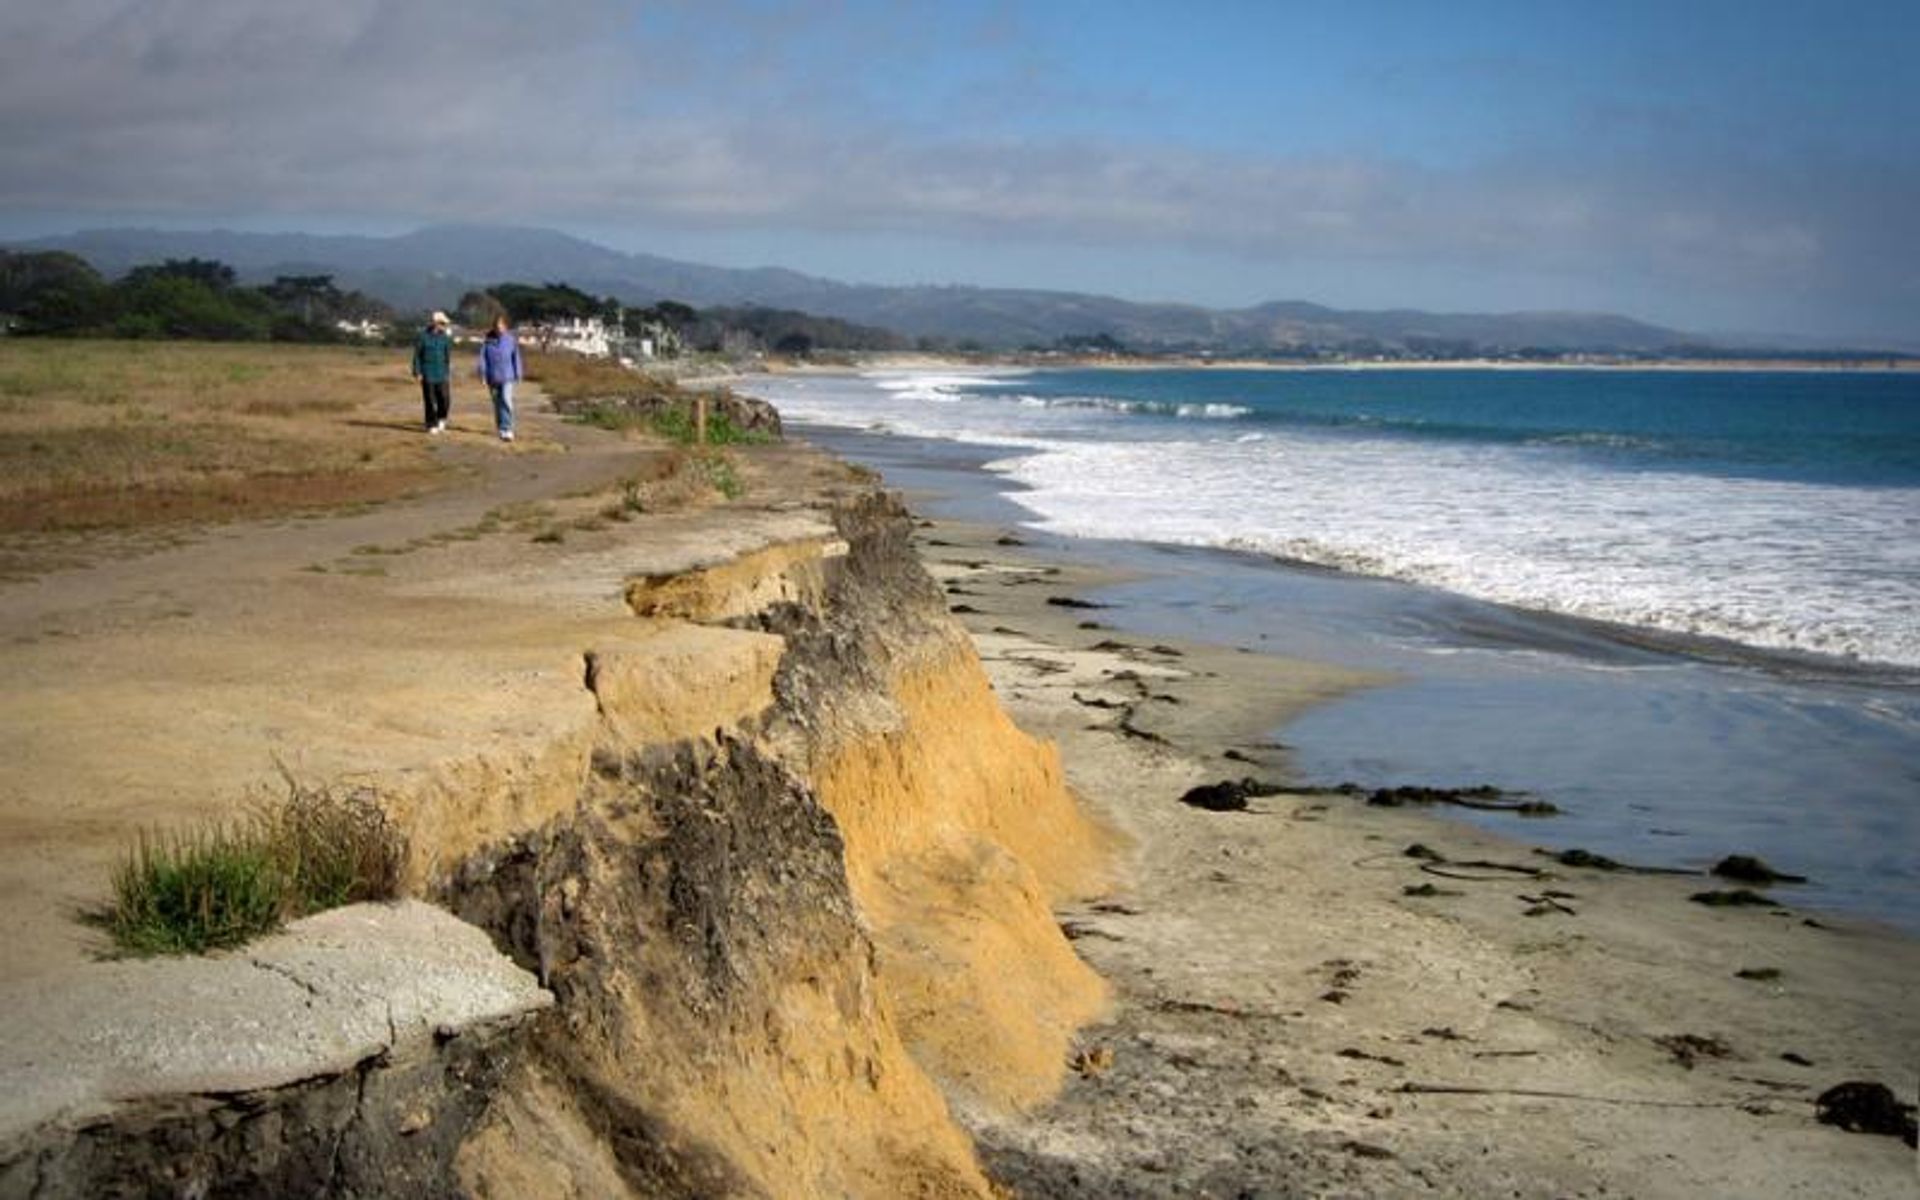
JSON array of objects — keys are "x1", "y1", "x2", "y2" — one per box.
[{"x1": 0, "y1": 410, "x2": 1110, "y2": 1196}]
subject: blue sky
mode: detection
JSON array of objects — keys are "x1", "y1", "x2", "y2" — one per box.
[{"x1": 2, "y1": 1, "x2": 1917, "y2": 341}]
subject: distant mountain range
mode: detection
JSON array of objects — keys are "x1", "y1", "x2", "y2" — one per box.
[{"x1": 10, "y1": 223, "x2": 1869, "y2": 356}]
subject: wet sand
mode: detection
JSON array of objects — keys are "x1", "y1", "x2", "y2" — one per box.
[{"x1": 905, "y1": 513, "x2": 1920, "y2": 1197}]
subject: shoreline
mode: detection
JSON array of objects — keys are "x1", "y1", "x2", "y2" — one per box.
[
  {"x1": 752, "y1": 370, "x2": 1920, "y2": 679},
  {"x1": 895, "y1": 507, "x2": 1920, "y2": 1195},
  {"x1": 779, "y1": 414, "x2": 1920, "y2": 934},
  {"x1": 759, "y1": 353, "x2": 1920, "y2": 376}
]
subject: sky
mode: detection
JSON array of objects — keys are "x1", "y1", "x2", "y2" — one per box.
[{"x1": 1, "y1": 0, "x2": 1917, "y2": 342}]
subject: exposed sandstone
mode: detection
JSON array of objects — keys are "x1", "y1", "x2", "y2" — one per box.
[{"x1": 0, "y1": 425, "x2": 1110, "y2": 1195}]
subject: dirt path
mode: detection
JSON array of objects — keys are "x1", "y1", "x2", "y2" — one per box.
[{"x1": 0, "y1": 384, "x2": 675, "y2": 979}]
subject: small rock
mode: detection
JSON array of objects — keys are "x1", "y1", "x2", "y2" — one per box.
[
  {"x1": 1712, "y1": 854, "x2": 1808, "y2": 885},
  {"x1": 1813, "y1": 1081, "x2": 1917, "y2": 1147},
  {"x1": 1655, "y1": 1033, "x2": 1734, "y2": 1069},
  {"x1": 1070, "y1": 1044, "x2": 1115, "y2": 1077},
  {"x1": 1178, "y1": 778, "x2": 1284, "y2": 813}
]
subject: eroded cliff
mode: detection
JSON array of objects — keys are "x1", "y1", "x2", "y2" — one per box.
[
  {"x1": 0, "y1": 453, "x2": 1112, "y2": 1198},
  {"x1": 446, "y1": 489, "x2": 1112, "y2": 1198}
]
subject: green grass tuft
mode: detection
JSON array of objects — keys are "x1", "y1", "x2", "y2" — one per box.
[
  {"x1": 98, "y1": 776, "x2": 406, "y2": 956},
  {"x1": 106, "y1": 824, "x2": 287, "y2": 955},
  {"x1": 649, "y1": 406, "x2": 771, "y2": 447},
  {"x1": 564, "y1": 399, "x2": 771, "y2": 447},
  {"x1": 695, "y1": 451, "x2": 745, "y2": 499}
]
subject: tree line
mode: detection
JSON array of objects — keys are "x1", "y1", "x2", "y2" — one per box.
[
  {"x1": 0, "y1": 251, "x2": 907, "y2": 358},
  {"x1": 0, "y1": 251, "x2": 392, "y2": 342},
  {"x1": 455, "y1": 280, "x2": 905, "y2": 358}
]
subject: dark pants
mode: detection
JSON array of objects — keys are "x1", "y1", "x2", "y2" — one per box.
[{"x1": 420, "y1": 379, "x2": 450, "y2": 428}]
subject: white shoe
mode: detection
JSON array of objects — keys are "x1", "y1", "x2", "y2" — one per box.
[
  {"x1": 427, "y1": 424, "x2": 442, "y2": 435},
  {"x1": 436, "y1": 420, "x2": 448, "y2": 433},
  {"x1": 500, "y1": 430, "x2": 515, "y2": 442}
]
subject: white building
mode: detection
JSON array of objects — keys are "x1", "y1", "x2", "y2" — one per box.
[
  {"x1": 535, "y1": 316, "x2": 612, "y2": 357},
  {"x1": 334, "y1": 318, "x2": 386, "y2": 340}
]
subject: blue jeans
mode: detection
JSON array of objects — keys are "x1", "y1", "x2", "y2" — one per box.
[{"x1": 489, "y1": 381, "x2": 515, "y2": 435}]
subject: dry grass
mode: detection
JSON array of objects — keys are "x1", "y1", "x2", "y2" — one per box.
[
  {"x1": 0, "y1": 339, "x2": 442, "y2": 534},
  {"x1": 521, "y1": 350, "x2": 679, "y2": 403}
]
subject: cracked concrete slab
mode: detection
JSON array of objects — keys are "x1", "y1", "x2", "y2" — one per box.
[{"x1": 0, "y1": 902, "x2": 549, "y2": 1149}]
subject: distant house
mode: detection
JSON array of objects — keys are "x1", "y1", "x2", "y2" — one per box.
[
  {"x1": 526, "y1": 315, "x2": 612, "y2": 357},
  {"x1": 334, "y1": 318, "x2": 386, "y2": 340}
]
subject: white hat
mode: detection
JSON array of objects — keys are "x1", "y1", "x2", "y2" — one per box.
[{"x1": 430, "y1": 311, "x2": 450, "y2": 326}]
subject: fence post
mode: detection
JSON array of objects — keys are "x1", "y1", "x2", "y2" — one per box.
[{"x1": 696, "y1": 394, "x2": 708, "y2": 446}]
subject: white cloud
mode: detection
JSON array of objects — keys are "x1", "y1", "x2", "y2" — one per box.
[{"x1": 1, "y1": 2, "x2": 1914, "y2": 336}]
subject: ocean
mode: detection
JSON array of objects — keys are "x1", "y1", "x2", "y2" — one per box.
[
  {"x1": 746, "y1": 367, "x2": 1920, "y2": 932},
  {"x1": 763, "y1": 367, "x2": 1920, "y2": 668}
]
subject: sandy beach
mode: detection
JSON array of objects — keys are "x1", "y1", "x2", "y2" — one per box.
[{"x1": 895, "y1": 511, "x2": 1920, "y2": 1196}]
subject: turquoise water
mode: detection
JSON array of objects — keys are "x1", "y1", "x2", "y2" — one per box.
[
  {"x1": 758, "y1": 368, "x2": 1920, "y2": 667},
  {"x1": 973, "y1": 367, "x2": 1920, "y2": 486}
]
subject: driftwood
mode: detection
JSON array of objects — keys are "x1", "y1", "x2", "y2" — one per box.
[
  {"x1": 1398, "y1": 1082, "x2": 1758, "y2": 1109},
  {"x1": 1366, "y1": 785, "x2": 1559, "y2": 816}
]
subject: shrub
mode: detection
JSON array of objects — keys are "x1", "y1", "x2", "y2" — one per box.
[
  {"x1": 522, "y1": 351, "x2": 661, "y2": 402},
  {"x1": 106, "y1": 823, "x2": 288, "y2": 955},
  {"x1": 264, "y1": 778, "x2": 406, "y2": 911},
  {"x1": 649, "y1": 405, "x2": 770, "y2": 447},
  {"x1": 99, "y1": 776, "x2": 406, "y2": 956},
  {"x1": 694, "y1": 451, "x2": 744, "y2": 499},
  {"x1": 559, "y1": 395, "x2": 772, "y2": 447}
]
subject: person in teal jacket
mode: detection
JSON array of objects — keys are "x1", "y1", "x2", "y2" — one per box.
[{"x1": 410, "y1": 311, "x2": 454, "y2": 433}]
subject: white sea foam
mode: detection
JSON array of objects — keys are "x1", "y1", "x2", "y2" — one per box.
[
  {"x1": 1001, "y1": 394, "x2": 1250, "y2": 419},
  {"x1": 750, "y1": 372, "x2": 1920, "y2": 668},
  {"x1": 993, "y1": 438, "x2": 1920, "y2": 667}
]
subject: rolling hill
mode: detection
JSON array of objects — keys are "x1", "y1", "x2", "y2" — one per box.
[{"x1": 18, "y1": 223, "x2": 1717, "y2": 355}]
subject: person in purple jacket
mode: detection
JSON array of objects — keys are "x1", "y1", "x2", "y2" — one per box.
[{"x1": 477, "y1": 315, "x2": 524, "y2": 442}]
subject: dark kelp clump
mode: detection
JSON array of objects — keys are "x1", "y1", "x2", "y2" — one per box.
[
  {"x1": 1814, "y1": 1081, "x2": 1918, "y2": 1147},
  {"x1": 1177, "y1": 778, "x2": 1286, "y2": 812},
  {"x1": 1711, "y1": 854, "x2": 1808, "y2": 885}
]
